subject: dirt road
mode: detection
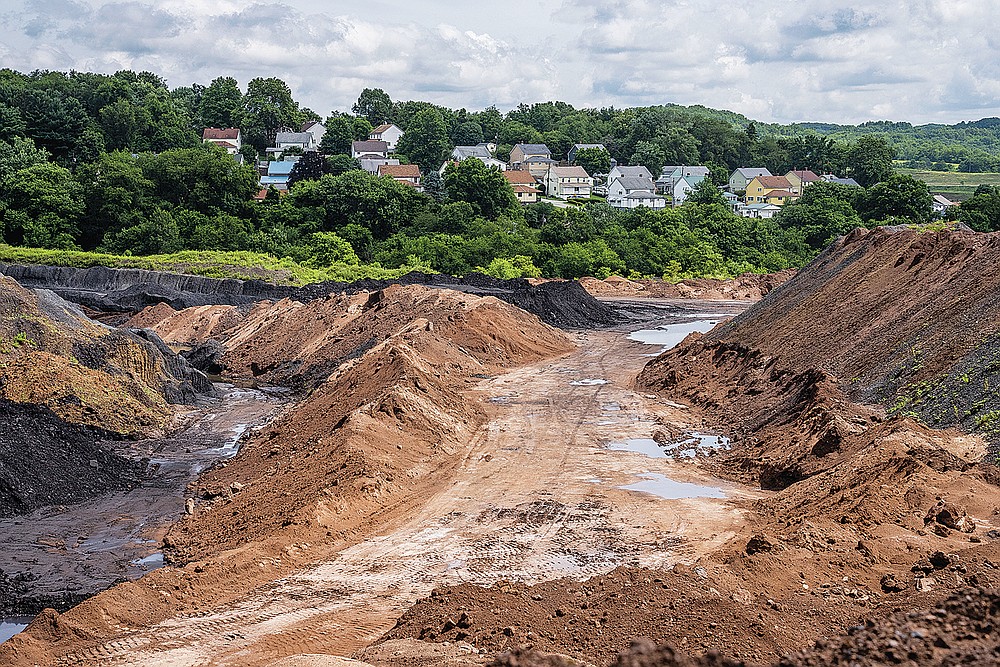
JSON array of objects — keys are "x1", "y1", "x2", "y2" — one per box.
[{"x1": 50, "y1": 303, "x2": 758, "y2": 667}]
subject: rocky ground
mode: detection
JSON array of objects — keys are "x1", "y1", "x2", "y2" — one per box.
[{"x1": 4, "y1": 229, "x2": 1000, "y2": 667}]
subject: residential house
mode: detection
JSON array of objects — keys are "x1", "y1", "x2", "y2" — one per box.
[
  {"x1": 202, "y1": 128, "x2": 241, "y2": 154},
  {"x1": 352, "y1": 140, "x2": 390, "y2": 159},
  {"x1": 932, "y1": 194, "x2": 956, "y2": 216},
  {"x1": 763, "y1": 190, "x2": 798, "y2": 206},
  {"x1": 503, "y1": 170, "x2": 541, "y2": 204},
  {"x1": 655, "y1": 166, "x2": 680, "y2": 193},
  {"x1": 545, "y1": 165, "x2": 593, "y2": 199},
  {"x1": 669, "y1": 166, "x2": 711, "y2": 180},
  {"x1": 722, "y1": 191, "x2": 741, "y2": 212},
  {"x1": 785, "y1": 170, "x2": 821, "y2": 195},
  {"x1": 275, "y1": 131, "x2": 315, "y2": 152},
  {"x1": 740, "y1": 203, "x2": 782, "y2": 219},
  {"x1": 608, "y1": 165, "x2": 655, "y2": 185},
  {"x1": 729, "y1": 168, "x2": 771, "y2": 193},
  {"x1": 369, "y1": 124, "x2": 404, "y2": 151},
  {"x1": 361, "y1": 157, "x2": 399, "y2": 174},
  {"x1": 745, "y1": 175, "x2": 793, "y2": 203},
  {"x1": 450, "y1": 145, "x2": 508, "y2": 170},
  {"x1": 378, "y1": 163, "x2": 423, "y2": 191},
  {"x1": 260, "y1": 160, "x2": 297, "y2": 191},
  {"x1": 821, "y1": 175, "x2": 862, "y2": 187},
  {"x1": 672, "y1": 175, "x2": 705, "y2": 206},
  {"x1": 510, "y1": 144, "x2": 553, "y2": 177},
  {"x1": 567, "y1": 143, "x2": 606, "y2": 163},
  {"x1": 607, "y1": 175, "x2": 665, "y2": 209},
  {"x1": 302, "y1": 121, "x2": 326, "y2": 147},
  {"x1": 661, "y1": 166, "x2": 711, "y2": 197}
]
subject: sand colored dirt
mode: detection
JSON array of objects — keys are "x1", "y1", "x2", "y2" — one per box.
[{"x1": 579, "y1": 272, "x2": 794, "y2": 302}]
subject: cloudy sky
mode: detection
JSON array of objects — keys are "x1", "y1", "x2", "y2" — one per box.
[{"x1": 2, "y1": 0, "x2": 999, "y2": 125}]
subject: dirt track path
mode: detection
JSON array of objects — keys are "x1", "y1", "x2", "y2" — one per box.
[{"x1": 59, "y1": 313, "x2": 757, "y2": 667}]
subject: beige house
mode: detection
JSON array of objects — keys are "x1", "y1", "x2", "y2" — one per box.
[
  {"x1": 510, "y1": 144, "x2": 554, "y2": 178},
  {"x1": 785, "y1": 170, "x2": 821, "y2": 195},
  {"x1": 545, "y1": 165, "x2": 593, "y2": 199},
  {"x1": 378, "y1": 163, "x2": 423, "y2": 191},
  {"x1": 503, "y1": 170, "x2": 540, "y2": 204}
]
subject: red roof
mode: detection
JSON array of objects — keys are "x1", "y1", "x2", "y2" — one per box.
[
  {"x1": 378, "y1": 164, "x2": 421, "y2": 178},
  {"x1": 755, "y1": 175, "x2": 792, "y2": 189},
  {"x1": 788, "y1": 170, "x2": 820, "y2": 182},
  {"x1": 513, "y1": 185, "x2": 540, "y2": 193},
  {"x1": 503, "y1": 170, "x2": 537, "y2": 185},
  {"x1": 202, "y1": 128, "x2": 240, "y2": 141}
]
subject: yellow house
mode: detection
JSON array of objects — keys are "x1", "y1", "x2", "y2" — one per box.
[
  {"x1": 744, "y1": 175, "x2": 793, "y2": 203},
  {"x1": 764, "y1": 189, "x2": 799, "y2": 206}
]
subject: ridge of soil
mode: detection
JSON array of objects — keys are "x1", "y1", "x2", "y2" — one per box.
[
  {"x1": 580, "y1": 272, "x2": 795, "y2": 302},
  {"x1": 0, "y1": 285, "x2": 574, "y2": 666}
]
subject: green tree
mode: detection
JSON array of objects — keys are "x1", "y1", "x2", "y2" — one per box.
[
  {"x1": 101, "y1": 208, "x2": 182, "y2": 255},
  {"x1": 199, "y1": 76, "x2": 243, "y2": 128},
  {"x1": 1, "y1": 162, "x2": 84, "y2": 248},
  {"x1": 299, "y1": 231, "x2": 359, "y2": 267},
  {"x1": 139, "y1": 144, "x2": 259, "y2": 216},
  {"x1": 849, "y1": 135, "x2": 895, "y2": 187},
  {"x1": 75, "y1": 150, "x2": 154, "y2": 248},
  {"x1": 856, "y1": 173, "x2": 933, "y2": 222},
  {"x1": 443, "y1": 158, "x2": 519, "y2": 220},
  {"x1": 631, "y1": 140, "x2": 667, "y2": 176},
  {"x1": 318, "y1": 116, "x2": 355, "y2": 155},
  {"x1": 0, "y1": 137, "x2": 49, "y2": 181},
  {"x1": 686, "y1": 178, "x2": 725, "y2": 205},
  {"x1": 422, "y1": 169, "x2": 446, "y2": 203},
  {"x1": 326, "y1": 154, "x2": 361, "y2": 175},
  {"x1": 452, "y1": 121, "x2": 484, "y2": 146},
  {"x1": 574, "y1": 147, "x2": 611, "y2": 175},
  {"x1": 287, "y1": 151, "x2": 327, "y2": 188},
  {"x1": 238, "y1": 77, "x2": 301, "y2": 151},
  {"x1": 396, "y1": 109, "x2": 451, "y2": 171},
  {"x1": 353, "y1": 88, "x2": 393, "y2": 126}
]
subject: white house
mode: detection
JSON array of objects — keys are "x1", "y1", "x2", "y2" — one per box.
[
  {"x1": 545, "y1": 165, "x2": 593, "y2": 199},
  {"x1": 352, "y1": 140, "x2": 389, "y2": 159},
  {"x1": 608, "y1": 165, "x2": 654, "y2": 184},
  {"x1": 607, "y1": 175, "x2": 665, "y2": 209},
  {"x1": 202, "y1": 128, "x2": 241, "y2": 154},
  {"x1": 360, "y1": 157, "x2": 399, "y2": 174},
  {"x1": 369, "y1": 124, "x2": 404, "y2": 152},
  {"x1": 740, "y1": 202, "x2": 782, "y2": 219},
  {"x1": 275, "y1": 131, "x2": 315, "y2": 151},
  {"x1": 932, "y1": 194, "x2": 956, "y2": 216},
  {"x1": 672, "y1": 175, "x2": 706, "y2": 206},
  {"x1": 450, "y1": 146, "x2": 508, "y2": 171},
  {"x1": 302, "y1": 121, "x2": 326, "y2": 147},
  {"x1": 618, "y1": 191, "x2": 668, "y2": 210}
]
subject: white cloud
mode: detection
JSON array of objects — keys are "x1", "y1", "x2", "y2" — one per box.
[{"x1": 2, "y1": 0, "x2": 1000, "y2": 124}]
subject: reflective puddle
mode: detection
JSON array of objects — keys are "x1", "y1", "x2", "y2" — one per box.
[
  {"x1": 570, "y1": 379, "x2": 610, "y2": 386},
  {"x1": 0, "y1": 617, "x2": 32, "y2": 645},
  {"x1": 607, "y1": 433, "x2": 730, "y2": 459},
  {"x1": 629, "y1": 318, "x2": 727, "y2": 353},
  {"x1": 620, "y1": 473, "x2": 727, "y2": 499}
]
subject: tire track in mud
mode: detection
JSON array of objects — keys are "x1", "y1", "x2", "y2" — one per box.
[{"x1": 76, "y1": 327, "x2": 752, "y2": 667}]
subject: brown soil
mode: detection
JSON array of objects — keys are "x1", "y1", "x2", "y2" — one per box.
[{"x1": 580, "y1": 272, "x2": 794, "y2": 302}]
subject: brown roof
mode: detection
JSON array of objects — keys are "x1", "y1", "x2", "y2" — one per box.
[
  {"x1": 513, "y1": 185, "x2": 540, "y2": 193},
  {"x1": 301, "y1": 120, "x2": 320, "y2": 131},
  {"x1": 203, "y1": 128, "x2": 240, "y2": 141},
  {"x1": 378, "y1": 164, "x2": 421, "y2": 178},
  {"x1": 766, "y1": 190, "x2": 795, "y2": 198},
  {"x1": 371, "y1": 124, "x2": 394, "y2": 134},
  {"x1": 755, "y1": 175, "x2": 792, "y2": 189},
  {"x1": 503, "y1": 170, "x2": 538, "y2": 185},
  {"x1": 788, "y1": 170, "x2": 820, "y2": 182}
]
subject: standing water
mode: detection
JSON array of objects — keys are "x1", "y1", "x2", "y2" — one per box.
[{"x1": 0, "y1": 618, "x2": 31, "y2": 645}]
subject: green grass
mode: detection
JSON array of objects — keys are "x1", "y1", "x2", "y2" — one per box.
[
  {"x1": 0, "y1": 246, "x2": 423, "y2": 287},
  {"x1": 897, "y1": 168, "x2": 1000, "y2": 201}
]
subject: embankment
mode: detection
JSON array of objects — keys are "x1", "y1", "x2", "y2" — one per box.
[
  {"x1": 0, "y1": 263, "x2": 619, "y2": 329},
  {"x1": 580, "y1": 270, "x2": 795, "y2": 301}
]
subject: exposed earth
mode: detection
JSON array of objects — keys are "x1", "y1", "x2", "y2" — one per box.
[{"x1": 2, "y1": 227, "x2": 1000, "y2": 667}]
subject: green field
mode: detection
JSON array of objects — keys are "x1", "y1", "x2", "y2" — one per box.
[{"x1": 897, "y1": 168, "x2": 1000, "y2": 202}]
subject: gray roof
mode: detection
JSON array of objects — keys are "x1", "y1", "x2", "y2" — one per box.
[
  {"x1": 672, "y1": 166, "x2": 710, "y2": 178},
  {"x1": 825, "y1": 176, "x2": 861, "y2": 187},
  {"x1": 453, "y1": 145, "x2": 493, "y2": 160},
  {"x1": 614, "y1": 165, "x2": 654, "y2": 179},
  {"x1": 732, "y1": 167, "x2": 772, "y2": 179},
  {"x1": 612, "y1": 176, "x2": 655, "y2": 192},
  {"x1": 275, "y1": 132, "x2": 312, "y2": 144},
  {"x1": 353, "y1": 140, "x2": 389, "y2": 153},
  {"x1": 624, "y1": 191, "x2": 664, "y2": 200},
  {"x1": 514, "y1": 143, "x2": 551, "y2": 156}
]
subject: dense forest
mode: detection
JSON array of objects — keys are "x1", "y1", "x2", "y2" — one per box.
[{"x1": 1, "y1": 67, "x2": 999, "y2": 281}]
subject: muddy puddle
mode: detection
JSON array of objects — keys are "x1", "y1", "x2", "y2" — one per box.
[
  {"x1": 619, "y1": 473, "x2": 727, "y2": 499},
  {"x1": 0, "y1": 384, "x2": 288, "y2": 616},
  {"x1": 628, "y1": 316, "x2": 729, "y2": 354},
  {"x1": 608, "y1": 434, "x2": 730, "y2": 459}
]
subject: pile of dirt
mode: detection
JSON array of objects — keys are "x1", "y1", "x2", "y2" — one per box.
[
  {"x1": 0, "y1": 399, "x2": 144, "y2": 517},
  {"x1": 490, "y1": 587, "x2": 1000, "y2": 667},
  {"x1": 580, "y1": 272, "x2": 794, "y2": 301},
  {"x1": 0, "y1": 276, "x2": 212, "y2": 433},
  {"x1": 3, "y1": 264, "x2": 619, "y2": 329}
]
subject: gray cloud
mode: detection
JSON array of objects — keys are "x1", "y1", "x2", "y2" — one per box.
[{"x1": 2, "y1": 0, "x2": 1000, "y2": 124}]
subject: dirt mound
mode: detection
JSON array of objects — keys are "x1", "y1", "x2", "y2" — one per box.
[
  {"x1": 580, "y1": 272, "x2": 794, "y2": 302},
  {"x1": 5, "y1": 264, "x2": 620, "y2": 329},
  {"x1": 0, "y1": 399, "x2": 144, "y2": 517},
  {"x1": 0, "y1": 277, "x2": 211, "y2": 433},
  {"x1": 159, "y1": 285, "x2": 573, "y2": 561}
]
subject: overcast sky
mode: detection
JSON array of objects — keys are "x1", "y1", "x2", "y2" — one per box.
[{"x1": 3, "y1": 0, "x2": 999, "y2": 125}]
